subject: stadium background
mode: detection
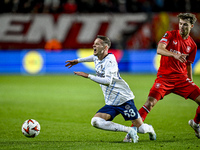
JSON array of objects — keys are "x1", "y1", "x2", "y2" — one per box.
[
  {"x1": 1, "y1": 1, "x2": 200, "y2": 150},
  {"x1": 0, "y1": 0, "x2": 200, "y2": 75}
]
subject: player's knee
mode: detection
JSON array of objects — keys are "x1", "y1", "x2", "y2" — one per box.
[
  {"x1": 91, "y1": 117, "x2": 101, "y2": 128},
  {"x1": 146, "y1": 97, "x2": 157, "y2": 108},
  {"x1": 144, "y1": 101, "x2": 154, "y2": 110},
  {"x1": 195, "y1": 95, "x2": 200, "y2": 105},
  {"x1": 149, "y1": 101, "x2": 156, "y2": 107}
]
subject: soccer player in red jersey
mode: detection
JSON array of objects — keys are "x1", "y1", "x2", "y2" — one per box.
[{"x1": 124, "y1": 13, "x2": 200, "y2": 142}]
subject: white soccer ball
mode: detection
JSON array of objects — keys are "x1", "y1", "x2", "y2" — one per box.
[{"x1": 21, "y1": 119, "x2": 41, "y2": 138}]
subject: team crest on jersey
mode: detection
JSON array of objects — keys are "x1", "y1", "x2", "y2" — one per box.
[
  {"x1": 155, "y1": 83, "x2": 161, "y2": 89},
  {"x1": 186, "y1": 46, "x2": 191, "y2": 53}
]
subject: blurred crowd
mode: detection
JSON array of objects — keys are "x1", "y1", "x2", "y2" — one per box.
[{"x1": 0, "y1": 0, "x2": 199, "y2": 14}]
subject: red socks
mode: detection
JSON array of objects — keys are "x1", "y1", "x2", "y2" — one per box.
[
  {"x1": 194, "y1": 106, "x2": 200, "y2": 124},
  {"x1": 131, "y1": 105, "x2": 150, "y2": 127},
  {"x1": 139, "y1": 105, "x2": 150, "y2": 122},
  {"x1": 131, "y1": 105, "x2": 200, "y2": 127}
]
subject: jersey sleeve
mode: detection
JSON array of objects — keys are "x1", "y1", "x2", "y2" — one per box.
[
  {"x1": 88, "y1": 57, "x2": 117, "y2": 86},
  {"x1": 77, "y1": 55, "x2": 94, "y2": 62},
  {"x1": 187, "y1": 45, "x2": 197, "y2": 64},
  {"x1": 88, "y1": 74, "x2": 111, "y2": 85},
  {"x1": 104, "y1": 57, "x2": 119, "y2": 85},
  {"x1": 158, "y1": 31, "x2": 172, "y2": 46}
]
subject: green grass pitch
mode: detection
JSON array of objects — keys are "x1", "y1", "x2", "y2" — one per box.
[{"x1": 0, "y1": 74, "x2": 200, "y2": 150}]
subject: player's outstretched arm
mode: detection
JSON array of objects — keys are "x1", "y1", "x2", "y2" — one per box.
[
  {"x1": 157, "y1": 43, "x2": 188, "y2": 63},
  {"x1": 65, "y1": 60, "x2": 78, "y2": 68},
  {"x1": 74, "y1": 71, "x2": 111, "y2": 85},
  {"x1": 74, "y1": 71, "x2": 89, "y2": 78},
  {"x1": 65, "y1": 55, "x2": 94, "y2": 68}
]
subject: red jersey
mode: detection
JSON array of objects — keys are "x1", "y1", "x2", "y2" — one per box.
[{"x1": 158, "y1": 30, "x2": 197, "y2": 78}]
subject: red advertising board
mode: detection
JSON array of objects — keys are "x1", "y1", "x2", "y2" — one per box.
[{"x1": 0, "y1": 13, "x2": 200, "y2": 50}]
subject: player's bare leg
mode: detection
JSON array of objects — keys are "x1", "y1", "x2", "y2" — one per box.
[{"x1": 139, "y1": 96, "x2": 158, "y2": 121}]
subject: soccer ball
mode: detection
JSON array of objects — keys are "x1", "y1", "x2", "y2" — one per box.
[{"x1": 21, "y1": 119, "x2": 41, "y2": 138}]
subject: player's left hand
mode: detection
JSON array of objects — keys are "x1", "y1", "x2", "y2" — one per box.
[
  {"x1": 74, "y1": 71, "x2": 89, "y2": 78},
  {"x1": 174, "y1": 53, "x2": 188, "y2": 63}
]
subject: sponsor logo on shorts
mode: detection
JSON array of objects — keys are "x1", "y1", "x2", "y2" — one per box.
[{"x1": 125, "y1": 105, "x2": 130, "y2": 110}]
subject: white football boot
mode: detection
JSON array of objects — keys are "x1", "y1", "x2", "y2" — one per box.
[
  {"x1": 123, "y1": 133, "x2": 132, "y2": 142},
  {"x1": 188, "y1": 119, "x2": 200, "y2": 139},
  {"x1": 148, "y1": 125, "x2": 156, "y2": 140},
  {"x1": 127, "y1": 127, "x2": 139, "y2": 143}
]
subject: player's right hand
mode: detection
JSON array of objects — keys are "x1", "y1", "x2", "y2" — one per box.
[
  {"x1": 65, "y1": 60, "x2": 78, "y2": 68},
  {"x1": 74, "y1": 71, "x2": 89, "y2": 78}
]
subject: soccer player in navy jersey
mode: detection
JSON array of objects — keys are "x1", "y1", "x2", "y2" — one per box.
[
  {"x1": 124, "y1": 13, "x2": 200, "y2": 141},
  {"x1": 65, "y1": 35, "x2": 156, "y2": 143}
]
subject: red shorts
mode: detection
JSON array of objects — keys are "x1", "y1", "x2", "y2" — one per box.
[{"x1": 148, "y1": 76, "x2": 200, "y2": 101}]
